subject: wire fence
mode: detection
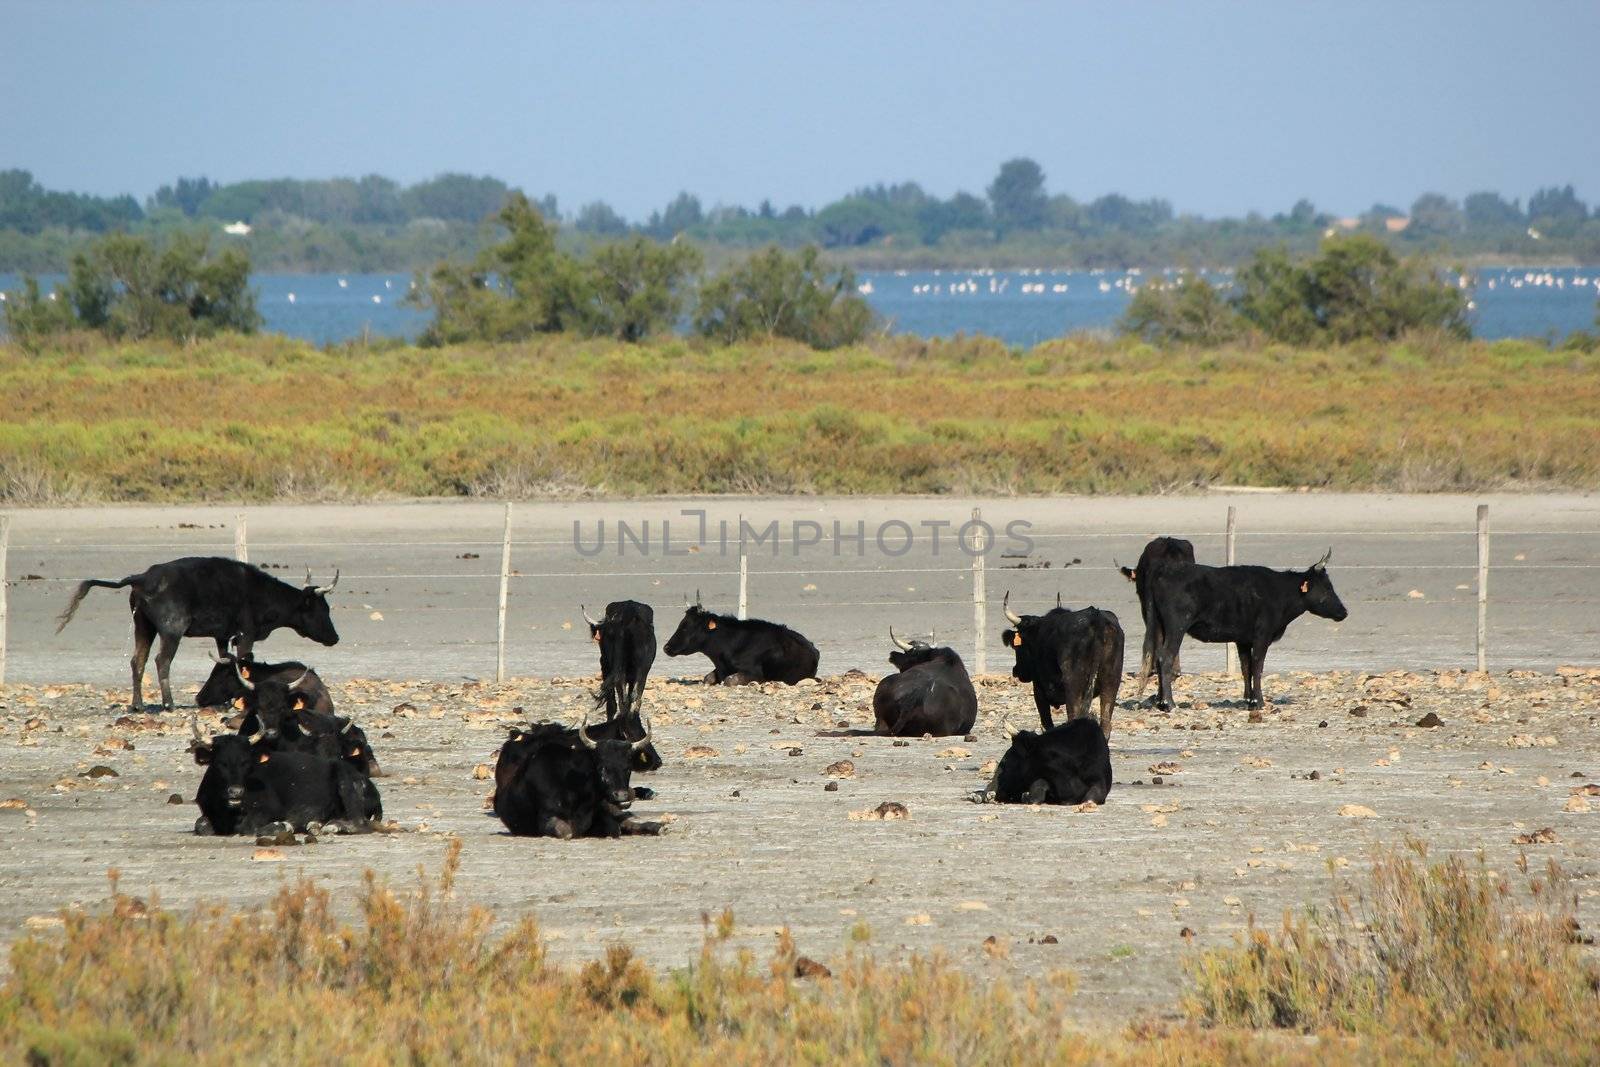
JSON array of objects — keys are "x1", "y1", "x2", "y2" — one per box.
[{"x1": 3, "y1": 504, "x2": 1598, "y2": 688}]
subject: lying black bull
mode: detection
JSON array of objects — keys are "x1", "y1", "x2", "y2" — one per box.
[
  {"x1": 55, "y1": 556, "x2": 340, "y2": 711},
  {"x1": 981, "y1": 718, "x2": 1114, "y2": 806},
  {"x1": 1148, "y1": 549, "x2": 1348, "y2": 711},
  {"x1": 872, "y1": 629, "x2": 978, "y2": 737},
  {"x1": 1001, "y1": 592, "x2": 1124, "y2": 735},
  {"x1": 1117, "y1": 536, "x2": 1196, "y2": 698},
  {"x1": 190, "y1": 719, "x2": 381, "y2": 837},
  {"x1": 197, "y1": 649, "x2": 334, "y2": 715},
  {"x1": 221, "y1": 655, "x2": 382, "y2": 778},
  {"x1": 493, "y1": 716, "x2": 661, "y2": 839},
  {"x1": 663, "y1": 599, "x2": 819, "y2": 685},
  {"x1": 583, "y1": 600, "x2": 662, "y2": 771}
]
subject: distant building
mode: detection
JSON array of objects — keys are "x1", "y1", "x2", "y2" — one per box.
[
  {"x1": 1384, "y1": 216, "x2": 1411, "y2": 233},
  {"x1": 1336, "y1": 217, "x2": 1360, "y2": 230},
  {"x1": 222, "y1": 221, "x2": 252, "y2": 236}
]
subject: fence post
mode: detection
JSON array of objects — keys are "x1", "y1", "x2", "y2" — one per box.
[
  {"x1": 971, "y1": 507, "x2": 987, "y2": 676},
  {"x1": 497, "y1": 502, "x2": 513, "y2": 683},
  {"x1": 737, "y1": 513, "x2": 748, "y2": 620},
  {"x1": 1476, "y1": 504, "x2": 1489, "y2": 674},
  {"x1": 234, "y1": 513, "x2": 248, "y2": 563},
  {"x1": 0, "y1": 516, "x2": 9, "y2": 688},
  {"x1": 1224, "y1": 505, "x2": 1237, "y2": 677}
]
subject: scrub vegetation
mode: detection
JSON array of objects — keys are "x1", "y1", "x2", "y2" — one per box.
[
  {"x1": 2, "y1": 840, "x2": 1594, "y2": 1064},
  {"x1": 1, "y1": 330, "x2": 1595, "y2": 503}
]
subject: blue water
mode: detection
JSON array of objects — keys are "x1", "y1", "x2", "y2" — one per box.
[{"x1": 3, "y1": 266, "x2": 1596, "y2": 347}]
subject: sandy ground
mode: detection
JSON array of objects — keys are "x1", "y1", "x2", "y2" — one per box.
[
  {"x1": 1, "y1": 667, "x2": 1597, "y2": 1023},
  {"x1": 1, "y1": 494, "x2": 1596, "y2": 1021}
]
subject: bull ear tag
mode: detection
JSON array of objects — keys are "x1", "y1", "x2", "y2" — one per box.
[
  {"x1": 258, "y1": 752, "x2": 270, "y2": 764},
  {"x1": 350, "y1": 747, "x2": 361, "y2": 757},
  {"x1": 591, "y1": 631, "x2": 601, "y2": 643},
  {"x1": 232, "y1": 697, "x2": 245, "y2": 710},
  {"x1": 239, "y1": 666, "x2": 250, "y2": 680},
  {"x1": 1012, "y1": 634, "x2": 1023, "y2": 647},
  {"x1": 293, "y1": 696, "x2": 306, "y2": 711},
  {"x1": 1300, "y1": 580, "x2": 1310, "y2": 594},
  {"x1": 707, "y1": 620, "x2": 717, "y2": 630}
]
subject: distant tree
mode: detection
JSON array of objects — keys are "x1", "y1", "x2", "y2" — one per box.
[
  {"x1": 0, "y1": 169, "x2": 143, "y2": 234},
  {"x1": 398, "y1": 173, "x2": 513, "y2": 222},
  {"x1": 1463, "y1": 191, "x2": 1523, "y2": 229},
  {"x1": 1087, "y1": 193, "x2": 1172, "y2": 232},
  {"x1": 645, "y1": 192, "x2": 703, "y2": 239},
  {"x1": 1120, "y1": 274, "x2": 1242, "y2": 346},
  {"x1": 2, "y1": 275, "x2": 78, "y2": 348},
  {"x1": 575, "y1": 200, "x2": 630, "y2": 237},
  {"x1": 917, "y1": 192, "x2": 990, "y2": 243},
  {"x1": 987, "y1": 158, "x2": 1048, "y2": 235},
  {"x1": 1045, "y1": 194, "x2": 1082, "y2": 231},
  {"x1": 1360, "y1": 203, "x2": 1406, "y2": 229},
  {"x1": 1279, "y1": 199, "x2": 1319, "y2": 231},
  {"x1": 814, "y1": 197, "x2": 894, "y2": 247},
  {"x1": 148, "y1": 177, "x2": 216, "y2": 217},
  {"x1": 1234, "y1": 247, "x2": 1320, "y2": 344},
  {"x1": 1409, "y1": 193, "x2": 1464, "y2": 236},
  {"x1": 407, "y1": 193, "x2": 585, "y2": 345},
  {"x1": 1527, "y1": 184, "x2": 1588, "y2": 236},
  {"x1": 573, "y1": 237, "x2": 702, "y2": 341},
  {"x1": 694, "y1": 245, "x2": 875, "y2": 349}
]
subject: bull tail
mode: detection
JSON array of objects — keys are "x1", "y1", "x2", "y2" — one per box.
[{"x1": 55, "y1": 576, "x2": 140, "y2": 634}]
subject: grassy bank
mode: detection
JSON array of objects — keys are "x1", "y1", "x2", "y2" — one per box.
[
  {"x1": 2, "y1": 332, "x2": 1596, "y2": 502},
  {"x1": 2, "y1": 841, "x2": 1594, "y2": 1064}
]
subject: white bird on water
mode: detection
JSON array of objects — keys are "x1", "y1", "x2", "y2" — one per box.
[
  {"x1": 371, "y1": 295, "x2": 382, "y2": 304},
  {"x1": 287, "y1": 292, "x2": 296, "y2": 304},
  {"x1": 338, "y1": 278, "x2": 349, "y2": 289}
]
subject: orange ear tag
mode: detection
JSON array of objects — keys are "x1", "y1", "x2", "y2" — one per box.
[
  {"x1": 240, "y1": 666, "x2": 251, "y2": 680},
  {"x1": 707, "y1": 620, "x2": 717, "y2": 630},
  {"x1": 1012, "y1": 634, "x2": 1023, "y2": 647},
  {"x1": 293, "y1": 697, "x2": 306, "y2": 711},
  {"x1": 232, "y1": 697, "x2": 245, "y2": 710},
  {"x1": 1300, "y1": 581, "x2": 1310, "y2": 593},
  {"x1": 350, "y1": 747, "x2": 361, "y2": 757},
  {"x1": 258, "y1": 752, "x2": 270, "y2": 764}
]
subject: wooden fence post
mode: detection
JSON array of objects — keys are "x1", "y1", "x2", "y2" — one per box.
[
  {"x1": 972, "y1": 507, "x2": 987, "y2": 676},
  {"x1": 497, "y1": 502, "x2": 513, "y2": 682},
  {"x1": 738, "y1": 513, "x2": 748, "y2": 620},
  {"x1": 1224, "y1": 506, "x2": 1237, "y2": 676},
  {"x1": 1476, "y1": 504, "x2": 1489, "y2": 673},
  {"x1": 0, "y1": 516, "x2": 9, "y2": 688},
  {"x1": 234, "y1": 513, "x2": 247, "y2": 563}
]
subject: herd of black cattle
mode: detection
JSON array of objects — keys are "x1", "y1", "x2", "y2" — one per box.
[{"x1": 51, "y1": 538, "x2": 1348, "y2": 840}]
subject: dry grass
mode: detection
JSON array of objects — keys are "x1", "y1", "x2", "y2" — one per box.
[
  {"x1": 3, "y1": 839, "x2": 1597, "y2": 1064},
  {"x1": 1, "y1": 332, "x2": 1596, "y2": 502},
  {"x1": 1185, "y1": 840, "x2": 1600, "y2": 1060}
]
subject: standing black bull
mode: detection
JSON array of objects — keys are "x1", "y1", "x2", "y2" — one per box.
[
  {"x1": 1148, "y1": 549, "x2": 1348, "y2": 711},
  {"x1": 872, "y1": 629, "x2": 978, "y2": 737},
  {"x1": 493, "y1": 716, "x2": 661, "y2": 839},
  {"x1": 1001, "y1": 593, "x2": 1124, "y2": 735},
  {"x1": 581, "y1": 600, "x2": 662, "y2": 772},
  {"x1": 56, "y1": 556, "x2": 340, "y2": 711},
  {"x1": 1117, "y1": 536, "x2": 1196, "y2": 698},
  {"x1": 189, "y1": 719, "x2": 380, "y2": 836},
  {"x1": 196, "y1": 649, "x2": 334, "y2": 714},
  {"x1": 663, "y1": 598, "x2": 819, "y2": 685},
  {"x1": 982, "y1": 718, "x2": 1113, "y2": 806}
]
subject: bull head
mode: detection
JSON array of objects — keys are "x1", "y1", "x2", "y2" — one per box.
[
  {"x1": 211, "y1": 650, "x2": 255, "y2": 690},
  {"x1": 1002, "y1": 591, "x2": 1022, "y2": 626}
]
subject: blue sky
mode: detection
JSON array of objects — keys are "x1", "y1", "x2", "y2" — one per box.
[{"x1": 3, "y1": 1, "x2": 1596, "y2": 220}]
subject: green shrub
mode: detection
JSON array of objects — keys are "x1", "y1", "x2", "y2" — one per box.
[{"x1": 693, "y1": 245, "x2": 876, "y2": 349}]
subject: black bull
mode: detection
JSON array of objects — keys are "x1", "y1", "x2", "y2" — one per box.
[
  {"x1": 872, "y1": 630, "x2": 977, "y2": 737},
  {"x1": 1117, "y1": 536, "x2": 1196, "y2": 697},
  {"x1": 197, "y1": 651, "x2": 335, "y2": 715},
  {"x1": 492, "y1": 718, "x2": 659, "y2": 839},
  {"x1": 663, "y1": 603, "x2": 819, "y2": 685},
  {"x1": 1148, "y1": 550, "x2": 1349, "y2": 711},
  {"x1": 190, "y1": 724, "x2": 380, "y2": 837},
  {"x1": 55, "y1": 556, "x2": 340, "y2": 711},
  {"x1": 1001, "y1": 594, "x2": 1124, "y2": 736}
]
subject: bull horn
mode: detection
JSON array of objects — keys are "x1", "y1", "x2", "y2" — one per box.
[
  {"x1": 1312, "y1": 547, "x2": 1332, "y2": 570},
  {"x1": 694, "y1": 588, "x2": 702, "y2": 607},
  {"x1": 208, "y1": 650, "x2": 233, "y2": 665},
  {"x1": 341, "y1": 709, "x2": 359, "y2": 735},
  {"x1": 630, "y1": 716, "x2": 653, "y2": 753},
  {"x1": 247, "y1": 729, "x2": 266, "y2": 745},
  {"x1": 929, "y1": 628, "x2": 937, "y2": 646},
  {"x1": 581, "y1": 604, "x2": 600, "y2": 627},
  {"x1": 1002, "y1": 591, "x2": 1022, "y2": 626},
  {"x1": 577, "y1": 713, "x2": 599, "y2": 750},
  {"x1": 889, "y1": 626, "x2": 913, "y2": 651},
  {"x1": 1001, "y1": 718, "x2": 1020, "y2": 738},
  {"x1": 1055, "y1": 592, "x2": 1063, "y2": 608},
  {"x1": 232, "y1": 659, "x2": 256, "y2": 691},
  {"x1": 287, "y1": 668, "x2": 311, "y2": 691},
  {"x1": 313, "y1": 569, "x2": 340, "y2": 594}
]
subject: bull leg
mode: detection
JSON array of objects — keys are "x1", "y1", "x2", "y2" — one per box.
[
  {"x1": 1249, "y1": 643, "x2": 1269, "y2": 709},
  {"x1": 1235, "y1": 643, "x2": 1255, "y2": 706},
  {"x1": 1134, "y1": 626, "x2": 1156, "y2": 698},
  {"x1": 1154, "y1": 627, "x2": 1183, "y2": 712},
  {"x1": 153, "y1": 632, "x2": 181, "y2": 711},
  {"x1": 129, "y1": 612, "x2": 156, "y2": 711},
  {"x1": 540, "y1": 815, "x2": 576, "y2": 839},
  {"x1": 1034, "y1": 689, "x2": 1055, "y2": 731}
]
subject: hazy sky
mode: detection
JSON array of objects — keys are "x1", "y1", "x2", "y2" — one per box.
[{"x1": 4, "y1": 1, "x2": 1596, "y2": 220}]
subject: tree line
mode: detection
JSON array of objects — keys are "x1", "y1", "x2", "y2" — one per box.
[{"x1": 1, "y1": 162, "x2": 1596, "y2": 272}]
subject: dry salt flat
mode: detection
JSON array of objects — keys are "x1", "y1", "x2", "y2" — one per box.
[{"x1": 2, "y1": 666, "x2": 1596, "y2": 1023}]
